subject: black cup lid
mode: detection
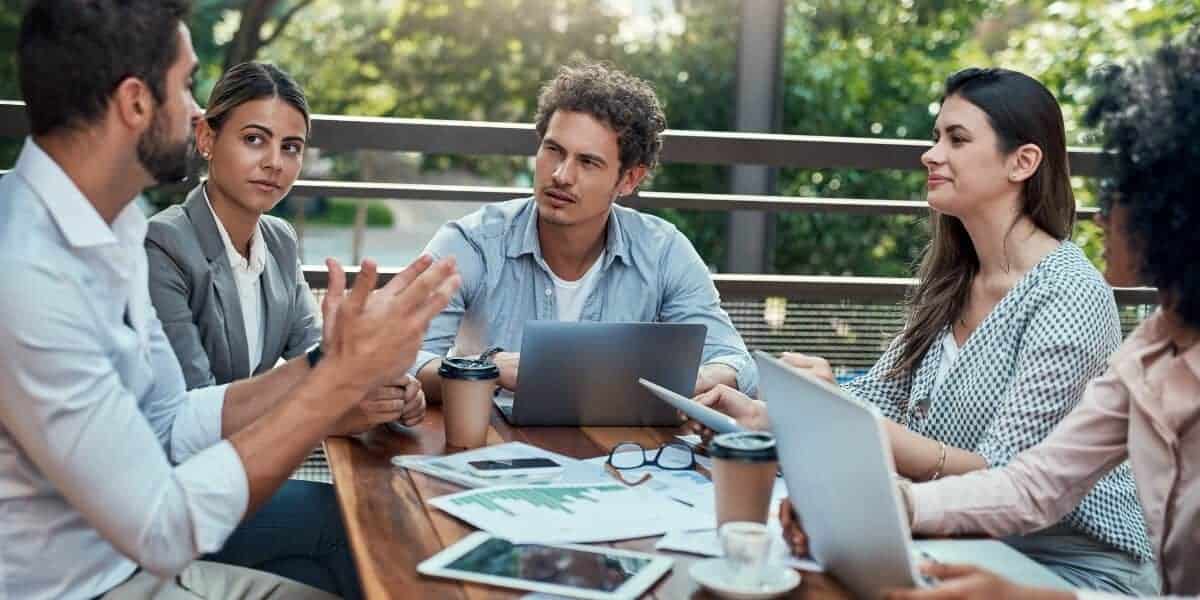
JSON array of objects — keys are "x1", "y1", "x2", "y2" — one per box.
[
  {"x1": 438, "y1": 357, "x2": 500, "y2": 380},
  {"x1": 709, "y1": 432, "x2": 777, "y2": 462}
]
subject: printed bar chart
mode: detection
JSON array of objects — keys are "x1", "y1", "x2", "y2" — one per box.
[
  {"x1": 449, "y1": 485, "x2": 615, "y2": 516},
  {"x1": 430, "y1": 484, "x2": 708, "y2": 543}
]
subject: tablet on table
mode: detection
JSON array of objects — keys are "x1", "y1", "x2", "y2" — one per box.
[{"x1": 418, "y1": 531, "x2": 674, "y2": 600}]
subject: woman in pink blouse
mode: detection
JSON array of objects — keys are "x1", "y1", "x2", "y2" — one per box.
[{"x1": 783, "y1": 28, "x2": 1200, "y2": 600}]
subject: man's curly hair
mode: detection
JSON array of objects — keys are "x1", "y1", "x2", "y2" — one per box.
[
  {"x1": 534, "y1": 63, "x2": 667, "y2": 173},
  {"x1": 1085, "y1": 27, "x2": 1200, "y2": 329}
]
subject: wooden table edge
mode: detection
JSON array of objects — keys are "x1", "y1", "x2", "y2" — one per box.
[{"x1": 324, "y1": 436, "x2": 393, "y2": 600}]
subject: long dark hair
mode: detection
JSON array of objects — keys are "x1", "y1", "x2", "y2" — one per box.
[
  {"x1": 205, "y1": 62, "x2": 310, "y2": 134},
  {"x1": 893, "y1": 68, "x2": 1075, "y2": 377}
]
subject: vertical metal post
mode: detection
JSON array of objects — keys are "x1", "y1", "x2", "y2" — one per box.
[{"x1": 725, "y1": 0, "x2": 785, "y2": 273}]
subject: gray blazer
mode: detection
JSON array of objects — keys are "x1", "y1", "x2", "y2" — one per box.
[{"x1": 146, "y1": 184, "x2": 321, "y2": 389}]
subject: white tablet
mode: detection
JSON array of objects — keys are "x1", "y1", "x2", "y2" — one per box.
[
  {"x1": 418, "y1": 532, "x2": 673, "y2": 600},
  {"x1": 639, "y1": 378, "x2": 745, "y2": 435}
]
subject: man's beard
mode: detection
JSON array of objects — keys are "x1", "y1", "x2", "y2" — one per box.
[{"x1": 137, "y1": 110, "x2": 192, "y2": 185}]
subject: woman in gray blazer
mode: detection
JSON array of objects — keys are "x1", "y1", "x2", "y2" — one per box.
[
  {"x1": 148, "y1": 182, "x2": 320, "y2": 387},
  {"x1": 146, "y1": 63, "x2": 426, "y2": 426},
  {"x1": 145, "y1": 63, "x2": 420, "y2": 600}
]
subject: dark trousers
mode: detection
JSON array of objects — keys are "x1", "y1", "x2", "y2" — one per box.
[{"x1": 205, "y1": 480, "x2": 363, "y2": 600}]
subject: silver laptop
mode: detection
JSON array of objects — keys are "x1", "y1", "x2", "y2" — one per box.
[
  {"x1": 495, "y1": 322, "x2": 705, "y2": 426},
  {"x1": 755, "y1": 351, "x2": 1073, "y2": 600}
]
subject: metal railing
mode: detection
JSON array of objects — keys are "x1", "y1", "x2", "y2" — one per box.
[
  {"x1": 300, "y1": 265, "x2": 1157, "y2": 306},
  {"x1": 1, "y1": 98, "x2": 1145, "y2": 306},
  {"x1": 0, "y1": 99, "x2": 1107, "y2": 218},
  {"x1": 301, "y1": 267, "x2": 1156, "y2": 375}
]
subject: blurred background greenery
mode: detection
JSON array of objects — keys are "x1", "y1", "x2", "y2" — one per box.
[{"x1": 0, "y1": 0, "x2": 1194, "y2": 274}]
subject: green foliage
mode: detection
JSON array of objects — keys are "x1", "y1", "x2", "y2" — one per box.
[
  {"x1": 256, "y1": 0, "x2": 629, "y2": 182},
  {"x1": 259, "y1": 0, "x2": 742, "y2": 267},
  {"x1": 0, "y1": 0, "x2": 20, "y2": 167},
  {"x1": 302, "y1": 199, "x2": 394, "y2": 227},
  {"x1": 624, "y1": 0, "x2": 740, "y2": 269},
  {"x1": 1, "y1": 0, "x2": 1194, "y2": 276},
  {"x1": 768, "y1": 0, "x2": 1195, "y2": 275},
  {"x1": 760, "y1": 1, "x2": 986, "y2": 275}
]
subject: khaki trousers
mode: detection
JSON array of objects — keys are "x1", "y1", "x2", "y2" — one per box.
[{"x1": 100, "y1": 561, "x2": 341, "y2": 599}]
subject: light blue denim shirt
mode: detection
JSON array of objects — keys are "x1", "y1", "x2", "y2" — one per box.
[{"x1": 413, "y1": 197, "x2": 757, "y2": 394}]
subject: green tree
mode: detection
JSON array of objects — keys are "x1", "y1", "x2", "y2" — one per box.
[
  {"x1": 764, "y1": 0, "x2": 1194, "y2": 276},
  {"x1": 2, "y1": 0, "x2": 1195, "y2": 277},
  {"x1": 621, "y1": 0, "x2": 740, "y2": 269},
  {"x1": 0, "y1": 0, "x2": 20, "y2": 167},
  {"x1": 770, "y1": 0, "x2": 996, "y2": 275},
  {"x1": 961, "y1": 0, "x2": 1199, "y2": 267},
  {"x1": 239, "y1": 0, "x2": 633, "y2": 196}
]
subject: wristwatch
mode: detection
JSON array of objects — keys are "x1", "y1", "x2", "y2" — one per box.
[{"x1": 306, "y1": 343, "x2": 324, "y2": 369}]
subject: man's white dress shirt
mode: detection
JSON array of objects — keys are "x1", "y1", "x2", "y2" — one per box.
[
  {"x1": 202, "y1": 185, "x2": 267, "y2": 372},
  {"x1": 0, "y1": 139, "x2": 249, "y2": 600}
]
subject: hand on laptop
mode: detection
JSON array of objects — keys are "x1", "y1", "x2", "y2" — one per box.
[
  {"x1": 684, "y1": 385, "x2": 769, "y2": 439},
  {"x1": 779, "y1": 352, "x2": 836, "y2": 385},
  {"x1": 493, "y1": 351, "x2": 520, "y2": 391},
  {"x1": 883, "y1": 564, "x2": 1070, "y2": 600}
]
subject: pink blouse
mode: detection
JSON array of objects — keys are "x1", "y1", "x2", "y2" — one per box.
[{"x1": 911, "y1": 310, "x2": 1200, "y2": 598}]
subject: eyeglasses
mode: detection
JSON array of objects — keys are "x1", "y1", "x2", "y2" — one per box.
[{"x1": 604, "y1": 441, "x2": 698, "y2": 486}]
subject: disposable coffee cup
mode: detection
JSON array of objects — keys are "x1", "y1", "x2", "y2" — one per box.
[
  {"x1": 710, "y1": 431, "x2": 778, "y2": 525},
  {"x1": 438, "y1": 357, "x2": 500, "y2": 449}
]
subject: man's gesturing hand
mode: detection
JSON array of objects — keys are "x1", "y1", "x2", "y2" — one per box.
[{"x1": 321, "y1": 255, "x2": 460, "y2": 401}]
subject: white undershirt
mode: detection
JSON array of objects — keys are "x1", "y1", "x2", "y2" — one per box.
[
  {"x1": 549, "y1": 250, "x2": 606, "y2": 322},
  {"x1": 204, "y1": 186, "x2": 267, "y2": 372},
  {"x1": 931, "y1": 329, "x2": 960, "y2": 395}
]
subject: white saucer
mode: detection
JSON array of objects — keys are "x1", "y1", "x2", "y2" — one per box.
[{"x1": 689, "y1": 558, "x2": 801, "y2": 599}]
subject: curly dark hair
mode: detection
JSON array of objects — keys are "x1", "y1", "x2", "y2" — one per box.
[
  {"x1": 534, "y1": 63, "x2": 667, "y2": 173},
  {"x1": 1085, "y1": 27, "x2": 1200, "y2": 329}
]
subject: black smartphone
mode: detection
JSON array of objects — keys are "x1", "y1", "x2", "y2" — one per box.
[{"x1": 465, "y1": 458, "x2": 562, "y2": 476}]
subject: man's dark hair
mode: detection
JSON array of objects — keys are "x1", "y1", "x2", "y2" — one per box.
[
  {"x1": 533, "y1": 63, "x2": 667, "y2": 173},
  {"x1": 1085, "y1": 27, "x2": 1200, "y2": 329},
  {"x1": 18, "y1": 0, "x2": 191, "y2": 136}
]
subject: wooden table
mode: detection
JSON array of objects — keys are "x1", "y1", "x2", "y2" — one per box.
[{"x1": 324, "y1": 407, "x2": 851, "y2": 600}]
